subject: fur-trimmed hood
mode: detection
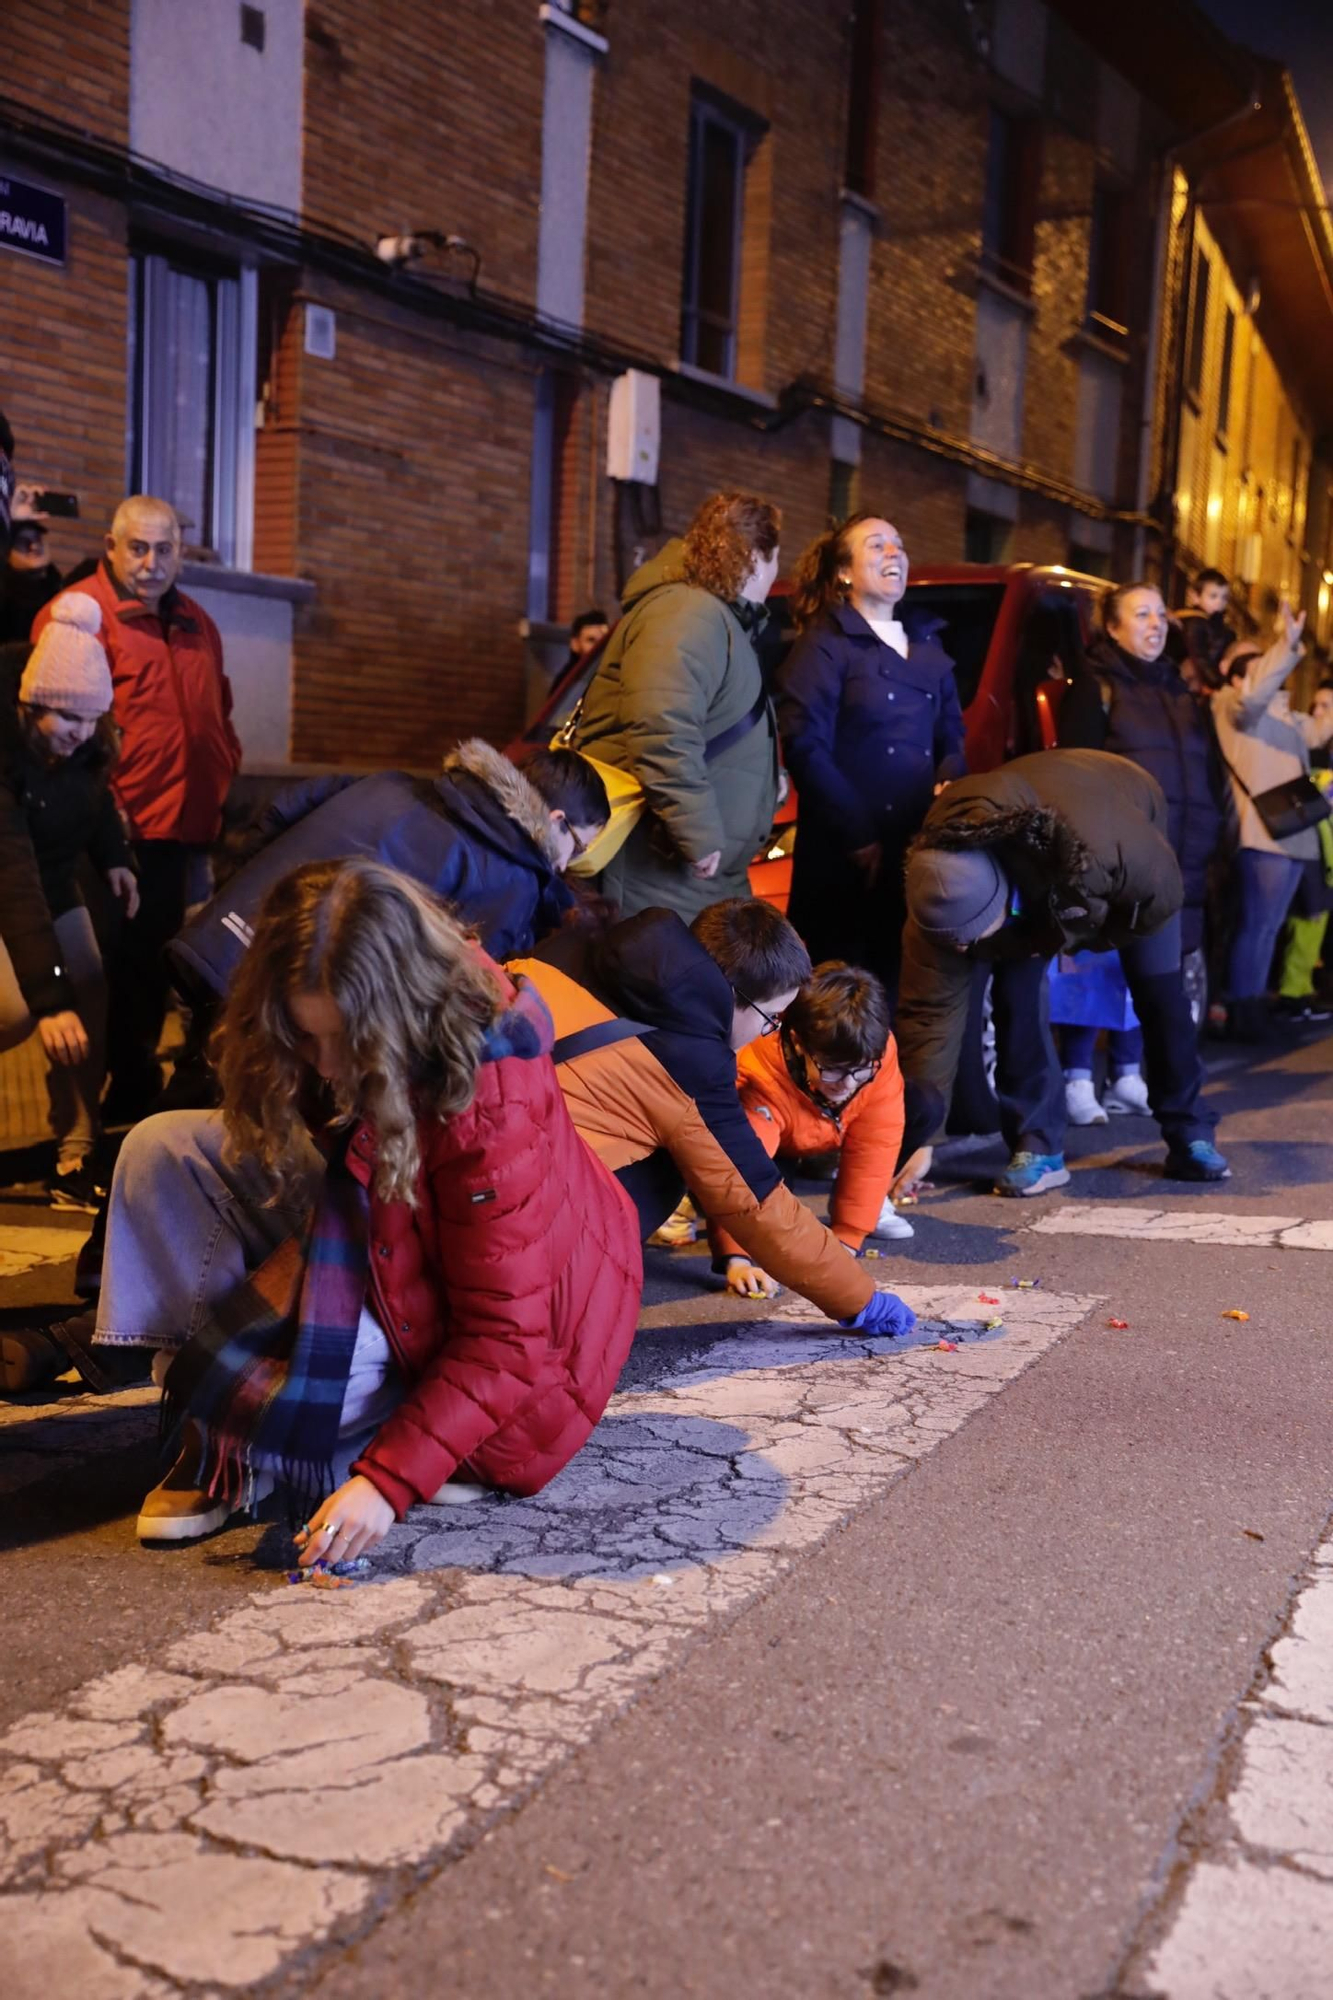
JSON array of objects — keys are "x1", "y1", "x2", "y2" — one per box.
[
  {"x1": 911, "y1": 798, "x2": 1091, "y2": 888},
  {"x1": 442, "y1": 738, "x2": 560, "y2": 865}
]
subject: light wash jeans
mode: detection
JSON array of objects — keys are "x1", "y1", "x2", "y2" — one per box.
[{"x1": 94, "y1": 1109, "x2": 402, "y2": 1485}]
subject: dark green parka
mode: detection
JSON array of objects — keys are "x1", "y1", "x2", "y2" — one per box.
[{"x1": 572, "y1": 540, "x2": 778, "y2": 920}]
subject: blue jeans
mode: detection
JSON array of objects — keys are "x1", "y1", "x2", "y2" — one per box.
[
  {"x1": 1228, "y1": 849, "x2": 1303, "y2": 1000},
  {"x1": 991, "y1": 916, "x2": 1212, "y2": 1153},
  {"x1": 1061, "y1": 1023, "x2": 1144, "y2": 1079}
]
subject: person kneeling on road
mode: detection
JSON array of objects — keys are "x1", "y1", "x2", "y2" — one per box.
[
  {"x1": 708, "y1": 961, "x2": 919, "y2": 1296},
  {"x1": 10, "y1": 859, "x2": 644, "y2": 1545},
  {"x1": 508, "y1": 899, "x2": 916, "y2": 1340},
  {"x1": 895, "y1": 748, "x2": 1228, "y2": 1196}
]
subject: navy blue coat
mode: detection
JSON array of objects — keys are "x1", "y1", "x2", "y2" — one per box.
[
  {"x1": 169, "y1": 740, "x2": 572, "y2": 1001},
  {"x1": 775, "y1": 604, "x2": 966, "y2": 973},
  {"x1": 1059, "y1": 635, "x2": 1223, "y2": 913}
]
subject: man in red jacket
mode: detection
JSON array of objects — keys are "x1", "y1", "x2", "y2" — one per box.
[{"x1": 34, "y1": 495, "x2": 242, "y2": 1118}]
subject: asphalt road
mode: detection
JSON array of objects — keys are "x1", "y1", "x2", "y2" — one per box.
[{"x1": 2, "y1": 1027, "x2": 1331, "y2": 1998}]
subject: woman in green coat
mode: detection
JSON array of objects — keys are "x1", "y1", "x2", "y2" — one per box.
[{"x1": 573, "y1": 492, "x2": 781, "y2": 921}]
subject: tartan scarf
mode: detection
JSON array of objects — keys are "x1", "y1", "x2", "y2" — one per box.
[{"x1": 162, "y1": 1132, "x2": 369, "y2": 1516}]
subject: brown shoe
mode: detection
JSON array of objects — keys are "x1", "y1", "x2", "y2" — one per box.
[{"x1": 136, "y1": 1426, "x2": 233, "y2": 1543}]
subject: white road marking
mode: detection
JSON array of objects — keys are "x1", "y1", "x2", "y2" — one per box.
[
  {"x1": 1028, "y1": 1202, "x2": 1333, "y2": 1250},
  {"x1": 1137, "y1": 1537, "x2": 1333, "y2": 1997},
  {"x1": 0, "y1": 1223, "x2": 91, "y2": 1279},
  {"x1": 0, "y1": 1281, "x2": 1101, "y2": 1996}
]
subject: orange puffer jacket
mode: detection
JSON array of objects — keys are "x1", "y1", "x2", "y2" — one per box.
[{"x1": 713, "y1": 1028, "x2": 905, "y2": 1256}]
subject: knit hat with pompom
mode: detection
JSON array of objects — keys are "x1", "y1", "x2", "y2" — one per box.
[{"x1": 20, "y1": 594, "x2": 113, "y2": 717}]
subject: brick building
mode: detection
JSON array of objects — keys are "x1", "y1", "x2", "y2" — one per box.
[{"x1": 3, "y1": 0, "x2": 1332, "y2": 774}]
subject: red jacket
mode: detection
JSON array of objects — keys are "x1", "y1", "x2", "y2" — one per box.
[
  {"x1": 347, "y1": 972, "x2": 643, "y2": 1515},
  {"x1": 33, "y1": 563, "x2": 241, "y2": 843}
]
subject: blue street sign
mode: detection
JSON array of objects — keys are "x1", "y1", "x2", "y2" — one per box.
[{"x1": 0, "y1": 173, "x2": 67, "y2": 267}]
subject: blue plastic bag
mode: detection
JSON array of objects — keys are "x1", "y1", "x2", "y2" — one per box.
[{"x1": 1046, "y1": 950, "x2": 1139, "y2": 1031}]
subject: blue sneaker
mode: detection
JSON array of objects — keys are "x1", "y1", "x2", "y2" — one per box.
[
  {"x1": 1164, "y1": 1139, "x2": 1230, "y2": 1181},
  {"x1": 994, "y1": 1151, "x2": 1071, "y2": 1197}
]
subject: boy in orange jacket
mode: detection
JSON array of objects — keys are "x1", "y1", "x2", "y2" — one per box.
[{"x1": 709, "y1": 962, "x2": 909, "y2": 1297}]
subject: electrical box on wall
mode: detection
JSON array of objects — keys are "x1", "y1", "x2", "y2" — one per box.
[
  {"x1": 607, "y1": 370, "x2": 660, "y2": 484},
  {"x1": 304, "y1": 304, "x2": 336, "y2": 360}
]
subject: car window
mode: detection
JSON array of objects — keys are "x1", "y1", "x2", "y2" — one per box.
[{"x1": 900, "y1": 582, "x2": 1006, "y2": 710}]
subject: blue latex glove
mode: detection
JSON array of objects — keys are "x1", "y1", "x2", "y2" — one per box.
[{"x1": 839, "y1": 1290, "x2": 917, "y2": 1338}]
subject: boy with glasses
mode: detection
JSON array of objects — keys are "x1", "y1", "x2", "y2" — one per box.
[{"x1": 708, "y1": 963, "x2": 911, "y2": 1298}]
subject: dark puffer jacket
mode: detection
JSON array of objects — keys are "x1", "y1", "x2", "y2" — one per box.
[
  {"x1": 0, "y1": 647, "x2": 130, "y2": 1017},
  {"x1": 1059, "y1": 634, "x2": 1223, "y2": 910},
  {"x1": 895, "y1": 750, "x2": 1182, "y2": 1115},
  {"x1": 170, "y1": 739, "x2": 573, "y2": 1001}
]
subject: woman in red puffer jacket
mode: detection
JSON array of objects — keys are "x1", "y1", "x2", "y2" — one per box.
[{"x1": 81, "y1": 855, "x2": 642, "y2": 1552}]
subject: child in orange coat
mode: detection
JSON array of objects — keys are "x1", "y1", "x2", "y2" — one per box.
[{"x1": 709, "y1": 962, "x2": 909, "y2": 1298}]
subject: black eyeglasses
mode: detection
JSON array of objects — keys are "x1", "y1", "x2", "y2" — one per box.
[
  {"x1": 813, "y1": 1058, "x2": 881, "y2": 1086},
  {"x1": 734, "y1": 990, "x2": 784, "y2": 1036}
]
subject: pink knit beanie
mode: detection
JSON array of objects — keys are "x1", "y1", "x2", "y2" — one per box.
[{"x1": 20, "y1": 594, "x2": 114, "y2": 717}]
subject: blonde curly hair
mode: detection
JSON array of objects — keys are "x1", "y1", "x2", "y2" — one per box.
[
  {"x1": 214, "y1": 858, "x2": 503, "y2": 1205},
  {"x1": 680, "y1": 491, "x2": 781, "y2": 603}
]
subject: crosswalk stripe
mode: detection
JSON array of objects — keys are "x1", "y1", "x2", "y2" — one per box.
[{"x1": 1027, "y1": 1203, "x2": 1333, "y2": 1251}]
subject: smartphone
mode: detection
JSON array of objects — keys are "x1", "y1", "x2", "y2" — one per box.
[{"x1": 29, "y1": 489, "x2": 79, "y2": 518}]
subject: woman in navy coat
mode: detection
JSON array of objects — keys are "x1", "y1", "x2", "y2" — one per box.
[{"x1": 776, "y1": 515, "x2": 966, "y2": 993}]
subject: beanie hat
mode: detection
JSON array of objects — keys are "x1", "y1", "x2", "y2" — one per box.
[
  {"x1": 19, "y1": 594, "x2": 113, "y2": 718},
  {"x1": 906, "y1": 847, "x2": 1008, "y2": 946}
]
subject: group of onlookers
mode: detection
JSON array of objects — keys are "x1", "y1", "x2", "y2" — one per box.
[{"x1": 1, "y1": 456, "x2": 1328, "y2": 1566}]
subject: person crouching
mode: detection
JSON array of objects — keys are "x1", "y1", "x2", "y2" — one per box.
[{"x1": 91, "y1": 857, "x2": 642, "y2": 1551}]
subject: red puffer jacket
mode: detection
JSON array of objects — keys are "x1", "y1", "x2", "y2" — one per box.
[
  {"x1": 347, "y1": 973, "x2": 643, "y2": 1515},
  {"x1": 33, "y1": 562, "x2": 241, "y2": 843}
]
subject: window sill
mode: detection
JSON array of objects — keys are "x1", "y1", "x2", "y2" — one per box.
[
  {"x1": 1071, "y1": 323, "x2": 1130, "y2": 367},
  {"x1": 974, "y1": 265, "x2": 1037, "y2": 317},
  {"x1": 672, "y1": 361, "x2": 778, "y2": 411},
  {"x1": 538, "y1": 4, "x2": 608, "y2": 55},
  {"x1": 180, "y1": 562, "x2": 316, "y2": 605}
]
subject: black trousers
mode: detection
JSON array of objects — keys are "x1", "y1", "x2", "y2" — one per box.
[
  {"x1": 105, "y1": 839, "x2": 190, "y2": 1090},
  {"x1": 989, "y1": 916, "x2": 1214, "y2": 1156}
]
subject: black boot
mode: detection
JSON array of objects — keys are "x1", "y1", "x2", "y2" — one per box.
[
  {"x1": 0, "y1": 1327, "x2": 68, "y2": 1393},
  {"x1": 0, "y1": 1314, "x2": 151, "y2": 1396},
  {"x1": 1228, "y1": 996, "x2": 1282, "y2": 1045}
]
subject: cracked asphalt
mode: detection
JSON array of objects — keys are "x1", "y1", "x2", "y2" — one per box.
[{"x1": 2, "y1": 1025, "x2": 1332, "y2": 1998}]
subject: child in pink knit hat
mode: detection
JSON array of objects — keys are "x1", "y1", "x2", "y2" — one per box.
[{"x1": 1, "y1": 594, "x2": 139, "y2": 1215}]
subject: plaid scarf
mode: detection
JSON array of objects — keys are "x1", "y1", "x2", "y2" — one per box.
[{"x1": 162, "y1": 1132, "x2": 369, "y2": 1516}]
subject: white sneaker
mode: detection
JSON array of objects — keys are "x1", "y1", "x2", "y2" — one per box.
[
  {"x1": 1103, "y1": 1070, "x2": 1151, "y2": 1116},
  {"x1": 1064, "y1": 1077, "x2": 1108, "y2": 1126},
  {"x1": 648, "y1": 1194, "x2": 699, "y2": 1247},
  {"x1": 872, "y1": 1197, "x2": 915, "y2": 1240}
]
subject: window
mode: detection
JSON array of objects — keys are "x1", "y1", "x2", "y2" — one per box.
[
  {"x1": 900, "y1": 579, "x2": 1006, "y2": 709},
  {"x1": 843, "y1": 0, "x2": 880, "y2": 200},
  {"x1": 1086, "y1": 182, "x2": 1131, "y2": 343},
  {"x1": 981, "y1": 107, "x2": 1042, "y2": 297},
  {"x1": 681, "y1": 90, "x2": 757, "y2": 379},
  {"x1": 1215, "y1": 306, "x2": 1235, "y2": 440},
  {"x1": 128, "y1": 245, "x2": 257, "y2": 567},
  {"x1": 1185, "y1": 245, "x2": 1210, "y2": 400}
]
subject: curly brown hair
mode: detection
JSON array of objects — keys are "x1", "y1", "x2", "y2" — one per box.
[
  {"x1": 680, "y1": 491, "x2": 781, "y2": 603},
  {"x1": 214, "y1": 858, "x2": 504, "y2": 1205}
]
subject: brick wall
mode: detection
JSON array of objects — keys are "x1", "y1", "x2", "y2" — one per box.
[
  {"x1": 4, "y1": 0, "x2": 130, "y2": 145},
  {"x1": 301, "y1": 1, "x2": 544, "y2": 308},
  {"x1": 286, "y1": 277, "x2": 537, "y2": 764}
]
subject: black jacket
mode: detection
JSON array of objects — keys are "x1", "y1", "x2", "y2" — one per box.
[
  {"x1": 1059, "y1": 634, "x2": 1223, "y2": 907},
  {"x1": 0, "y1": 648, "x2": 129, "y2": 1017},
  {"x1": 895, "y1": 750, "x2": 1182, "y2": 1113},
  {"x1": 169, "y1": 738, "x2": 573, "y2": 1001}
]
